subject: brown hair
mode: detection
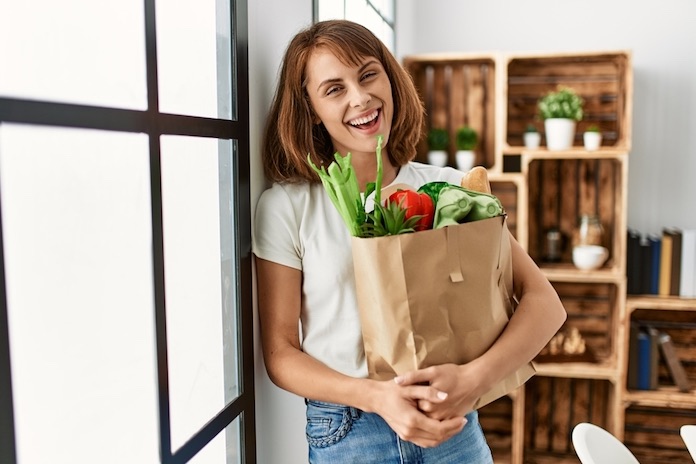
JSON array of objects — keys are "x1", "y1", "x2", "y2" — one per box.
[{"x1": 261, "y1": 20, "x2": 425, "y2": 183}]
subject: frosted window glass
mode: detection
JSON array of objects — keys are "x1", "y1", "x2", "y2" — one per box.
[
  {"x1": 0, "y1": 1, "x2": 147, "y2": 109},
  {"x1": 160, "y1": 135, "x2": 239, "y2": 452},
  {"x1": 0, "y1": 124, "x2": 158, "y2": 464},
  {"x1": 156, "y1": 0, "x2": 233, "y2": 119},
  {"x1": 187, "y1": 417, "x2": 241, "y2": 464}
]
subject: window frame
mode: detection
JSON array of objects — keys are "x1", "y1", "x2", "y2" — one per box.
[{"x1": 0, "y1": 0, "x2": 255, "y2": 462}]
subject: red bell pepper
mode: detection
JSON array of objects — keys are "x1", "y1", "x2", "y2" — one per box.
[{"x1": 387, "y1": 189, "x2": 435, "y2": 231}]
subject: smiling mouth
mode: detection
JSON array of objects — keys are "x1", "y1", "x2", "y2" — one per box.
[{"x1": 348, "y1": 109, "x2": 380, "y2": 129}]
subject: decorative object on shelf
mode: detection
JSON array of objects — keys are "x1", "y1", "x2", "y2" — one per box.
[
  {"x1": 572, "y1": 214, "x2": 608, "y2": 270},
  {"x1": 538, "y1": 86, "x2": 584, "y2": 151},
  {"x1": 523, "y1": 124, "x2": 541, "y2": 149},
  {"x1": 454, "y1": 125, "x2": 477, "y2": 171},
  {"x1": 427, "y1": 127, "x2": 449, "y2": 167},
  {"x1": 583, "y1": 124, "x2": 602, "y2": 151},
  {"x1": 537, "y1": 327, "x2": 596, "y2": 362}
]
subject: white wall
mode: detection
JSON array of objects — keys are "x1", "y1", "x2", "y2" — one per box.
[
  {"x1": 248, "y1": 1, "x2": 312, "y2": 463},
  {"x1": 396, "y1": 0, "x2": 696, "y2": 235}
]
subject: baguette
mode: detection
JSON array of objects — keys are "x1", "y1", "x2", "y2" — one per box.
[{"x1": 460, "y1": 166, "x2": 491, "y2": 194}]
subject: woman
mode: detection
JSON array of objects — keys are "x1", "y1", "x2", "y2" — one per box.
[{"x1": 253, "y1": 19, "x2": 566, "y2": 463}]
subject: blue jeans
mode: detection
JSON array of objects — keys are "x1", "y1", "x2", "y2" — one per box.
[{"x1": 305, "y1": 400, "x2": 493, "y2": 463}]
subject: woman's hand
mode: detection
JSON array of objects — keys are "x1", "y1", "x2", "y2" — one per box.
[
  {"x1": 394, "y1": 363, "x2": 484, "y2": 421},
  {"x1": 365, "y1": 378, "x2": 467, "y2": 448}
]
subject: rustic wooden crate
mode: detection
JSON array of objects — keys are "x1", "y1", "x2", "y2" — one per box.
[
  {"x1": 489, "y1": 173, "x2": 526, "y2": 249},
  {"x1": 631, "y1": 308, "x2": 696, "y2": 388},
  {"x1": 624, "y1": 405, "x2": 696, "y2": 463},
  {"x1": 403, "y1": 54, "x2": 498, "y2": 170},
  {"x1": 479, "y1": 395, "x2": 514, "y2": 463},
  {"x1": 524, "y1": 377, "x2": 614, "y2": 461},
  {"x1": 548, "y1": 282, "x2": 620, "y2": 363},
  {"x1": 524, "y1": 155, "x2": 626, "y2": 273},
  {"x1": 504, "y1": 51, "x2": 632, "y2": 151}
]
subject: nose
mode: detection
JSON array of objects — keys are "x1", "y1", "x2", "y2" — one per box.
[{"x1": 349, "y1": 85, "x2": 371, "y2": 108}]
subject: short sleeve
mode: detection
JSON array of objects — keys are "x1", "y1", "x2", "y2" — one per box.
[{"x1": 252, "y1": 184, "x2": 303, "y2": 270}]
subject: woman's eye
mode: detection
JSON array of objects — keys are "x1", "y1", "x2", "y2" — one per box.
[
  {"x1": 326, "y1": 86, "x2": 341, "y2": 96},
  {"x1": 361, "y1": 71, "x2": 377, "y2": 81}
]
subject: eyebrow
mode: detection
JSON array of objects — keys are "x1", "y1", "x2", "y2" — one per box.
[{"x1": 315, "y1": 59, "x2": 380, "y2": 93}]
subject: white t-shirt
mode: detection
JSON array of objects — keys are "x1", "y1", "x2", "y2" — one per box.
[{"x1": 252, "y1": 162, "x2": 465, "y2": 378}]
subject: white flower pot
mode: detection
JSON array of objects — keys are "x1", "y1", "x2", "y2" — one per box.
[
  {"x1": 583, "y1": 131, "x2": 602, "y2": 151},
  {"x1": 427, "y1": 150, "x2": 448, "y2": 167},
  {"x1": 455, "y1": 150, "x2": 475, "y2": 172},
  {"x1": 524, "y1": 132, "x2": 541, "y2": 149},
  {"x1": 544, "y1": 118, "x2": 576, "y2": 151}
]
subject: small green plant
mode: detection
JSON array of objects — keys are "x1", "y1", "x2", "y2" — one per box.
[
  {"x1": 586, "y1": 124, "x2": 600, "y2": 132},
  {"x1": 538, "y1": 86, "x2": 584, "y2": 121},
  {"x1": 525, "y1": 124, "x2": 538, "y2": 133},
  {"x1": 427, "y1": 127, "x2": 449, "y2": 151},
  {"x1": 455, "y1": 126, "x2": 478, "y2": 151}
]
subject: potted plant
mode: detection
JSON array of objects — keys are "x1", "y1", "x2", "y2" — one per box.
[
  {"x1": 454, "y1": 125, "x2": 477, "y2": 171},
  {"x1": 583, "y1": 124, "x2": 602, "y2": 151},
  {"x1": 427, "y1": 127, "x2": 449, "y2": 167},
  {"x1": 538, "y1": 86, "x2": 584, "y2": 150},
  {"x1": 523, "y1": 124, "x2": 541, "y2": 149}
]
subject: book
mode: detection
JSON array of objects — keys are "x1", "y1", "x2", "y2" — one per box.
[
  {"x1": 680, "y1": 229, "x2": 696, "y2": 297},
  {"x1": 659, "y1": 231, "x2": 673, "y2": 296},
  {"x1": 656, "y1": 331, "x2": 691, "y2": 393},
  {"x1": 627, "y1": 229, "x2": 641, "y2": 295},
  {"x1": 627, "y1": 322, "x2": 640, "y2": 389},
  {"x1": 637, "y1": 326, "x2": 660, "y2": 390},
  {"x1": 648, "y1": 235, "x2": 661, "y2": 295},
  {"x1": 639, "y1": 237, "x2": 654, "y2": 295},
  {"x1": 668, "y1": 228, "x2": 683, "y2": 295}
]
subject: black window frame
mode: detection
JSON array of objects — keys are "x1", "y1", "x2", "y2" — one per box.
[{"x1": 0, "y1": 0, "x2": 255, "y2": 462}]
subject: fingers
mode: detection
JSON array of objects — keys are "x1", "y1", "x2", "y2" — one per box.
[
  {"x1": 396, "y1": 415, "x2": 468, "y2": 448},
  {"x1": 394, "y1": 366, "x2": 437, "y2": 387}
]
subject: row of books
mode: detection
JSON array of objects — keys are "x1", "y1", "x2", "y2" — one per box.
[
  {"x1": 627, "y1": 323, "x2": 691, "y2": 392},
  {"x1": 627, "y1": 228, "x2": 696, "y2": 296}
]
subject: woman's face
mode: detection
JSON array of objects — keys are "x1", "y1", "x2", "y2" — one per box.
[{"x1": 305, "y1": 48, "x2": 393, "y2": 158}]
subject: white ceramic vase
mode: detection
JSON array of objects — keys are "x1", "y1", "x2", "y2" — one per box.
[
  {"x1": 455, "y1": 150, "x2": 475, "y2": 172},
  {"x1": 583, "y1": 131, "x2": 602, "y2": 151},
  {"x1": 427, "y1": 150, "x2": 448, "y2": 167},
  {"x1": 524, "y1": 132, "x2": 541, "y2": 149},
  {"x1": 544, "y1": 118, "x2": 576, "y2": 151}
]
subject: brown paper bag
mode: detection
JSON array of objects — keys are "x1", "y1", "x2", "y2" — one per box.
[{"x1": 351, "y1": 214, "x2": 535, "y2": 409}]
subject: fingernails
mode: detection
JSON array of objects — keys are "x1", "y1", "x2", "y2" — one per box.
[
  {"x1": 462, "y1": 417, "x2": 468, "y2": 426},
  {"x1": 437, "y1": 391, "x2": 448, "y2": 400},
  {"x1": 393, "y1": 376, "x2": 404, "y2": 384}
]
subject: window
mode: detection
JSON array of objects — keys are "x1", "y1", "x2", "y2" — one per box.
[
  {"x1": 314, "y1": 0, "x2": 395, "y2": 52},
  {"x1": 0, "y1": 0, "x2": 254, "y2": 463}
]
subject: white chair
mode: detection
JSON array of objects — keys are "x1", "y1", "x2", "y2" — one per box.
[
  {"x1": 681, "y1": 425, "x2": 696, "y2": 462},
  {"x1": 572, "y1": 422, "x2": 640, "y2": 464}
]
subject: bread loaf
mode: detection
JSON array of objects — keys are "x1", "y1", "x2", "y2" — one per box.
[{"x1": 460, "y1": 166, "x2": 491, "y2": 194}]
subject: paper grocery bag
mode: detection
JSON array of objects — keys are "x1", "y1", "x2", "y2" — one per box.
[{"x1": 351, "y1": 215, "x2": 535, "y2": 409}]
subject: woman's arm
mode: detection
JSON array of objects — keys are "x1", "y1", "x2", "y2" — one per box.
[
  {"x1": 255, "y1": 256, "x2": 466, "y2": 447},
  {"x1": 396, "y1": 233, "x2": 567, "y2": 419}
]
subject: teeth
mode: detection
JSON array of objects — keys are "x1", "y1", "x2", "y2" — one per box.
[{"x1": 349, "y1": 110, "x2": 378, "y2": 126}]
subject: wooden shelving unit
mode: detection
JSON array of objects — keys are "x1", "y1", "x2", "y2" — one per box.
[{"x1": 399, "y1": 50, "x2": 696, "y2": 464}]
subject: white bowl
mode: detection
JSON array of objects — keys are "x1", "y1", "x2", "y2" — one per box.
[{"x1": 572, "y1": 245, "x2": 608, "y2": 271}]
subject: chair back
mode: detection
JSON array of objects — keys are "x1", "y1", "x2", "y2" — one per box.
[
  {"x1": 572, "y1": 422, "x2": 640, "y2": 464},
  {"x1": 681, "y1": 425, "x2": 696, "y2": 462}
]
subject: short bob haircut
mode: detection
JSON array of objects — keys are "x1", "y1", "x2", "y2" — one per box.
[{"x1": 262, "y1": 19, "x2": 425, "y2": 183}]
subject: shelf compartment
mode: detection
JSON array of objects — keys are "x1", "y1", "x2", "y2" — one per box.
[
  {"x1": 624, "y1": 405, "x2": 696, "y2": 463},
  {"x1": 489, "y1": 172, "x2": 526, "y2": 249},
  {"x1": 504, "y1": 50, "x2": 632, "y2": 152},
  {"x1": 523, "y1": 154, "x2": 627, "y2": 276},
  {"x1": 627, "y1": 305, "x2": 696, "y2": 396},
  {"x1": 403, "y1": 53, "x2": 499, "y2": 171},
  {"x1": 524, "y1": 377, "x2": 618, "y2": 460},
  {"x1": 479, "y1": 395, "x2": 514, "y2": 464}
]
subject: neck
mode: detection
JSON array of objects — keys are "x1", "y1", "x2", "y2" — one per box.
[{"x1": 351, "y1": 150, "x2": 398, "y2": 191}]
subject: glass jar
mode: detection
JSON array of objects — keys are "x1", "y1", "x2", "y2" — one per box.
[{"x1": 574, "y1": 214, "x2": 604, "y2": 247}]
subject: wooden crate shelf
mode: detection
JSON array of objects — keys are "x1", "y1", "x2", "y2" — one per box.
[
  {"x1": 504, "y1": 51, "x2": 633, "y2": 153},
  {"x1": 489, "y1": 172, "x2": 526, "y2": 249},
  {"x1": 522, "y1": 152, "x2": 627, "y2": 276},
  {"x1": 624, "y1": 405, "x2": 696, "y2": 463},
  {"x1": 403, "y1": 53, "x2": 500, "y2": 171}
]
